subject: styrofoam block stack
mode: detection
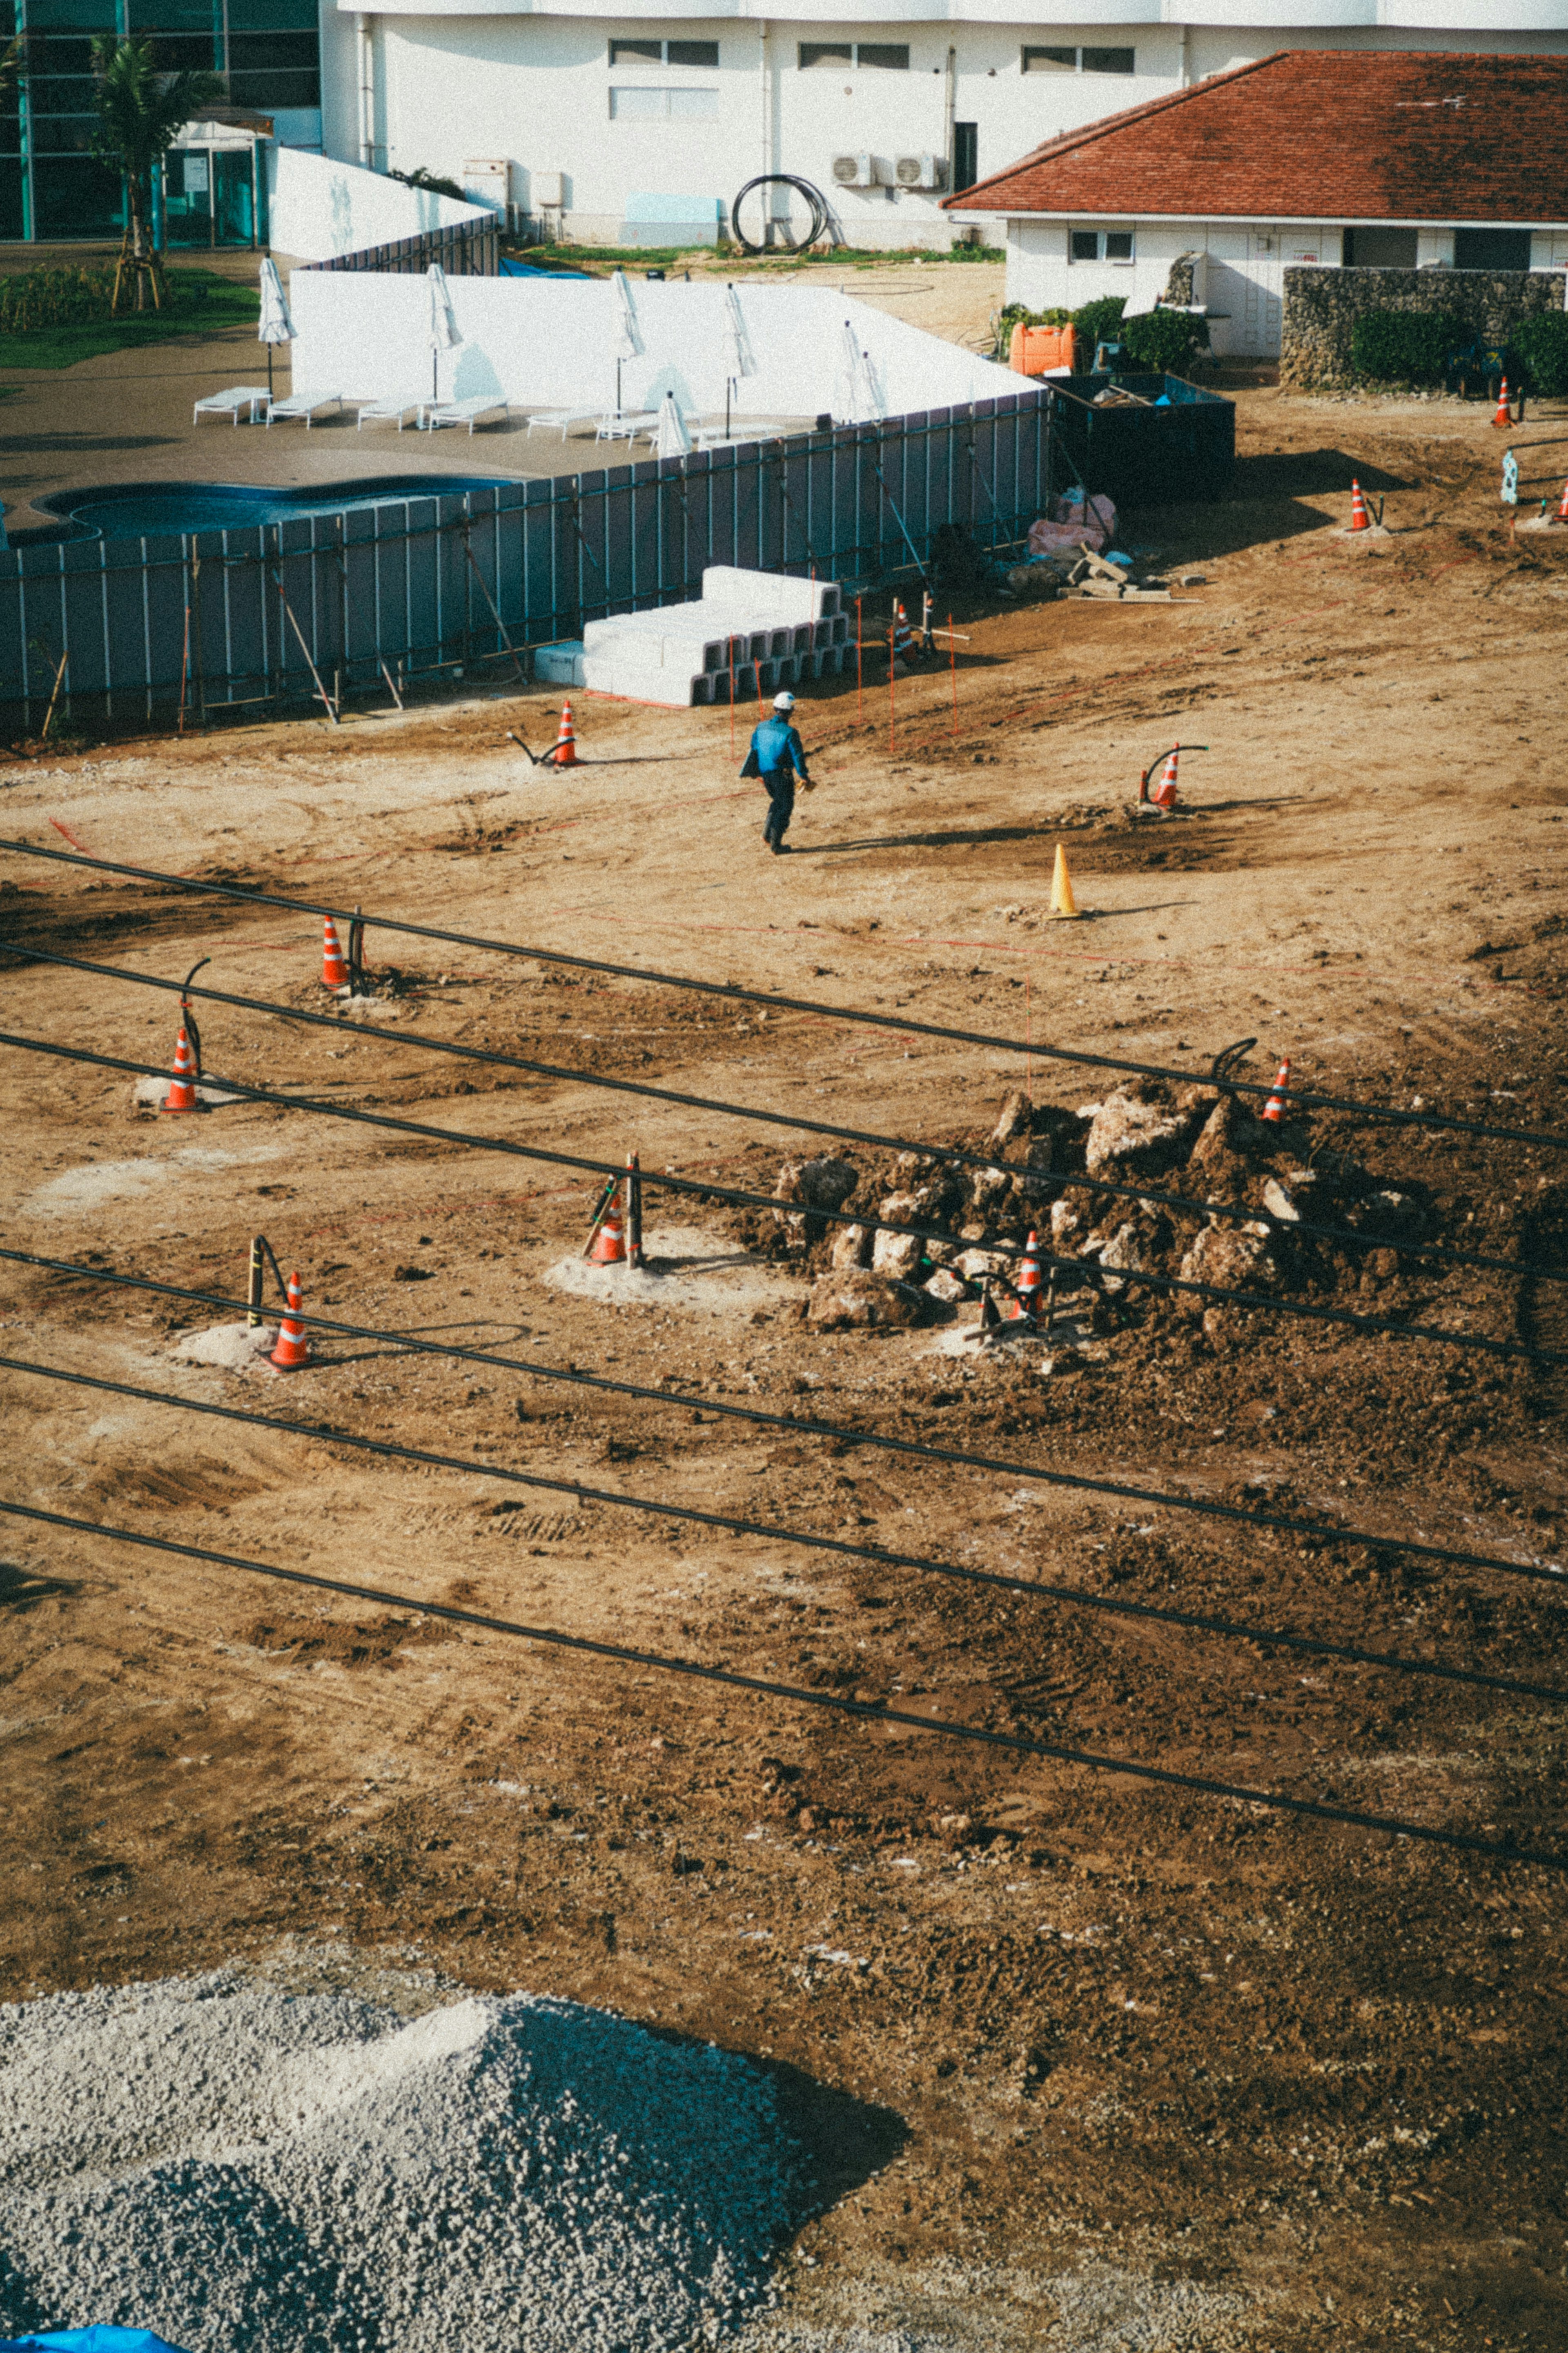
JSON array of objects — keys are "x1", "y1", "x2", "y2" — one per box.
[
  {"x1": 535, "y1": 641, "x2": 586, "y2": 686},
  {"x1": 575, "y1": 567, "x2": 845, "y2": 707}
]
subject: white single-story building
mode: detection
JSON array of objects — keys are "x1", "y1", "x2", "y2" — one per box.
[
  {"x1": 312, "y1": 4, "x2": 1568, "y2": 255},
  {"x1": 943, "y1": 47, "x2": 1568, "y2": 354}
]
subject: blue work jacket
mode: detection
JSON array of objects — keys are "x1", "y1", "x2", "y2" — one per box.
[{"x1": 749, "y1": 716, "x2": 808, "y2": 778}]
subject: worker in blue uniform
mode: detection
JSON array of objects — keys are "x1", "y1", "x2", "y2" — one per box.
[{"x1": 744, "y1": 689, "x2": 815, "y2": 855}]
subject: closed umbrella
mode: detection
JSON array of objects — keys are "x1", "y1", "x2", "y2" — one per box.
[
  {"x1": 611, "y1": 267, "x2": 643, "y2": 416},
  {"x1": 720, "y1": 280, "x2": 756, "y2": 439},
  {"x1": 835, "y1": 318, "x2": 884, "y2": 424},
  {"x1": 257, "y1": 255, "x2": 295, "y2": 402},
  {"x1": 655, "y1": 391, "x2": 691, "y2": 460},
  {"x1": 426, "y1": 261, "x2": 463, "y2": 411}
]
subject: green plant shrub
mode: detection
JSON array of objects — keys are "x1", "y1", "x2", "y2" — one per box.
[
  {"x1": 1120, "y1": 306, "x2": 1211, "y2": 374},
  {"x1": 1349, "y1": 308, "x2": 1465, "y2": 385},
  {"x1": 0, "y1": 266, "x2": 120, "y2": 332},
  {"x1": 1070, "y1": 293, "x2": 1127, "y2": 346},
  {"x1": 389, "y1": 165, "x2": 467, "y2": 202},
  {"x1": 1511, "y1": 312, "x2": 1568, "y2": 398}
]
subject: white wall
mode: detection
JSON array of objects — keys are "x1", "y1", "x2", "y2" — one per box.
[
  {"x1": 267, "y1": 144, "x2": 492, "y2": 261},
  {"x1": 328, "y1": 3, "x2": 1568, "y2": 252},
  {"x1": 287, "y1": 271, "x2": 1027, "y2": 413}
]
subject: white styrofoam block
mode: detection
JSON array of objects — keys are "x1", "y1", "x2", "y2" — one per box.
[{"x1": 534, "y1": 641, "x2": 585, "y2": 685}]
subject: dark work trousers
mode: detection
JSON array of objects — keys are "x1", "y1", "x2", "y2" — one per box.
[{"x1": 761, "y1": 770, "x2": 796, "y2": 847}]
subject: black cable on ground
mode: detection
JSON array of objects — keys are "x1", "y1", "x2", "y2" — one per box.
[
  {"x1": 4, "y1": 837, "x2": 1562, "y2": 1152},
  {"x1": 13, "y1": 940, "x2": 1559, "y2": 1295},
  {"x1": 2, "y1": 1497, "x2": 1557, "y2": 1869},
  {"x1": 2, "y1": 1030, "x2": 1560, "y2": 1370},
  {"x1": 7, "y1": 1242, "x2": 1562, "y2": 1697}
]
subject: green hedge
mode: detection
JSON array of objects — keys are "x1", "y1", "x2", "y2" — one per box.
[
  {"x1": 1070, "y1": 293, "x2": 1127, "y2": 346},
  {"x1": 1512, "y1": 312, "x2": 1568, "y2": 399},
  {"x1": 1349, "y1": 308, "x2": 1465, "y2": 385},
  {"x1": 1120, "y1": 307, "x2": 1210, "y2": 374}
]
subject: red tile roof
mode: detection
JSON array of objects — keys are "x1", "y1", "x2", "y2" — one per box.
[{"x1": 945, "y1": 49, "x2": 1568, "y2": 225}]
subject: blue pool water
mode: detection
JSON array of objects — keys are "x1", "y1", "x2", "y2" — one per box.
[{"x1": 49, "y1": 475, "x2": 518, "y2": 542}]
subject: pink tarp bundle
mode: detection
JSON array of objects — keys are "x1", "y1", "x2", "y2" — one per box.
[{"x1": 1026, "y1": 492, "x2": 1118, "y2": 559}]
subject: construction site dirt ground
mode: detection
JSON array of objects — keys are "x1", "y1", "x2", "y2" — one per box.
[{"x1": 2, "y1": 377, "x2": 1567, "y2": 2353}]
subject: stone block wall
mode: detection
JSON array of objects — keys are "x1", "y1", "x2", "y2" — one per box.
[{"x1": 1281, "y1": 265, "x2": 1568, "y2": 388}]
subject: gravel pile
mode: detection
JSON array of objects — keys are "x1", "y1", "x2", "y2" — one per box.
[{"x1": 0, "y1": 1973, "x2": 808, "y2": 2353}]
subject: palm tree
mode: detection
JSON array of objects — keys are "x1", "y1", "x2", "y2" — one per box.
[{"x1": 90, "y1": 35, "x2": 223, "y2": 313}]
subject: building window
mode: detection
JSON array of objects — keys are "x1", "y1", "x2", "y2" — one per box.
[
  {"x1": 1454, "y1": 227, "x2": 1531, "y2": 272},
  {"x1": 953, "y1": 120, "x2": 977, "y2": 192},
  {"x1": 1023, "y1": 45, "x2": 1134, "y2": 75},
  {"x1": 610, "y1": 38, "x2": 718, "y2": 67},
  {"x1": 609, "y1": 85, "x2": 717, "y2": 120},
  {"x1": 800, "y1": 41, "x2": 908, "y2": 70},
  {"x1": 1342, "y1": 226, "x2": 1417, "y2": 270},
  {"x1": 1070, "y1": 228, "x2": 1134, "y2": 263}
]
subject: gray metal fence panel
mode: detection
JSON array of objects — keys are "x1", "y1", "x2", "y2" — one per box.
[{"x1": 0, "y1": 396, "x2": 1045, "y2": 728}]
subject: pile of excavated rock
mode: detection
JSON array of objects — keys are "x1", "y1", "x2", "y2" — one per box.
[{"x1": 768, "y1": 1077, "x2": 1431, "y2": 1342}]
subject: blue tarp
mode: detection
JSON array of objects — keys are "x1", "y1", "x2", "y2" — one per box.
[
  {"x1": 2, "y1": 2331, "x2": 194, "y2": 2353},
  {"x1": 498, "y1": 259, "x2": 592, "y2": 280}
]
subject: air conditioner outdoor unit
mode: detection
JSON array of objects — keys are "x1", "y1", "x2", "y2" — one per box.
[
  {"x1": 895, "y1": 153, "x2": 947, "y2": 190},
  {"x1": 832, "y1": 152, "x2": 877, "y2": 189}
]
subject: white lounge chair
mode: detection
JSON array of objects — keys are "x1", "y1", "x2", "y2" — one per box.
[
  {"x1": 419, "y1": 394, "x2": 511, "y2": 434},
  {"x1": 526, "y1": 407, "x2": 605, "y2": 442},
  {"x1": 193, "y1": 386, "x2": 270, "y2": 426},
  {"x1": 594, "y1": 411, "x2": 659, "y2": 443},
  {"x1": 352, "y1": 395, "x2": 421, "y2": 431},
  {"x1": 263, "y1": 390, "x2": 344, "y2": 429}
]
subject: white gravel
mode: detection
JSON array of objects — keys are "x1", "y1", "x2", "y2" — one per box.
[{"x1": 0, "y1": 1972, "x2": 807, "y2": 2352}]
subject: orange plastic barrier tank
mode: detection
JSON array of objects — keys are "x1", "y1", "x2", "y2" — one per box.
[{"x1": 1009, "y1": 323, "x2": 1078, "y2": 377}]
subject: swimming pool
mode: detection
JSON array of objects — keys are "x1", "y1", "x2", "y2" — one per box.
[{"x1": 45, "y1": 475, "x2": 520, "y2": 542}]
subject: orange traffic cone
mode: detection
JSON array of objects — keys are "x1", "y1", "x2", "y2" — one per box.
[
  {"x1": 1261, "y1": 1056, "x2": 1291, "y2": 1123},
  {"x1": 1152, "y1": 749, "x2": 1180, "y2": 812},
  {"x1": 1492, "y1": 378, "x2": 1512, "y2": 428},
  {"x1": 161, "y1": 1025, "x2": 200, "y2": 1114},
  {"x1": 1015, "y1": 1230, "x2": 1043, "y2": 1320},
  {"x1": 269, "y1": 1270, "x2": 310, "y2": 1368},
  {"x1": 1558, "y1": 478, "x2": 1568, "y2": 523},
  {"x1": 1348, "y1": 479, "x2": 1371, "y2": 532},
  {"x1": 1049, "y1": 841, "x2": 1084, "y2": 921},
  {"x1": 548, "y1": 701, "x2": 577, "y2": 767},
  {"x1": 589, "y1": 1198, "x2": 626, "y2": 1265},
  {"x1": 322, "y1": 917, "x2": 349, "y2": 988}
]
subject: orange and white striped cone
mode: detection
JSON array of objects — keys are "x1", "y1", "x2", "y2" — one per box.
[
  {"x1": 549, "y1": 701, "x2": 577, "y2": 768},
  {"x1": 1261, "y1": 1056, "x2": 1291, "y2": 1124},
  {"x1": 268, "y1": 1270, "x2": 310, "y2": 1368},
  {"x1": 1014, "y1": 1230, "x2": 1043, "y2": 1320},
  {"x1": 1558, "y1": 478, "x2": 1568, "y2": 523},
  {"x1": 1492, "y1": 378, "x2": 1512, "y2": 428},
  {"x1": 1348, "y1": 479, "x2": 1371, "y2": 533},
  {"x1": 322, "y1": 917, "x2": 350, "y2": 988},
  {"x1": 1152, "y1": 749, "x2": 1180, "y2": 812},
  {"x1": 161, "y1": 1025, "x2": 200, "y2": 1114},
  {"x1": 589, "y1": 1199, "x2": 626, "y2": 1265}
]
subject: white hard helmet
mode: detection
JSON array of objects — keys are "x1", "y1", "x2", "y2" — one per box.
[{"x1": 773, "y1": 691, "x2": 795, "y2": 711}]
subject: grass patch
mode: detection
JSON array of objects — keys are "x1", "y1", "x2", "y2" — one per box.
[
  {"x1": 503, "y1": 240, "x2": 1005, "y2": 276},
  {"x1": 0, "y1": 268, "x2": 258, "y2": 370}
]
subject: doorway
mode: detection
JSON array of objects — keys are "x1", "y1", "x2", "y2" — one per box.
[
  {"x1": 1205, "y1": 227, "x2": 1282, "y2": 357},
  {"x1": 162, "y1": 144, "x2": 263, "y2": 249}
]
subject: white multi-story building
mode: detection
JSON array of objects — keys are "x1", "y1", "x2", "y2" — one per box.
[{"x1": 314, "y1": 4, "x2": 1568, "y2": 253}]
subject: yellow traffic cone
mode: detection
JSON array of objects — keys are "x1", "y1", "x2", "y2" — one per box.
[{"x1": 1049, "y1": 841, "x2": 1085, "y2": 920}]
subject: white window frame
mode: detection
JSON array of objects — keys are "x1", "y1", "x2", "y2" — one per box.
[
  {"x1": 1022, "y1": 44, "x2": 1135, "y2": 76},
  {"x1": 1069, "y1": 227, "x2": 1136, "y2": 265},
  {"x1": 798, "y1": 40, "x2": 910, "y2": 71},
  {"x1": 608, "y1": 37, "x2": 719, "y2": 67},
  {"x1": 608, "y1": 85, "x2": 718, "y2": 120}
]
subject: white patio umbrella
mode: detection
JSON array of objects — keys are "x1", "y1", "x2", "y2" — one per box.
[
  {"x1": 835, "y1": 318, "x2": 884, "y2": 423},
  {"x1": 655, "y1": 390, "x2": 691, "y2": 460},
  {"x1": 256, "y1": 255, "x2": 295, "y2": 401},
  {"x1": 610, "y1": 267, "x2": 643, "y2": 415},
  {"x1": 720, "y1": 280, "x2": 756, "y2": 438},
  {"x1": 426, "y1": 261, "x2": 463, "y2": 409}
]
